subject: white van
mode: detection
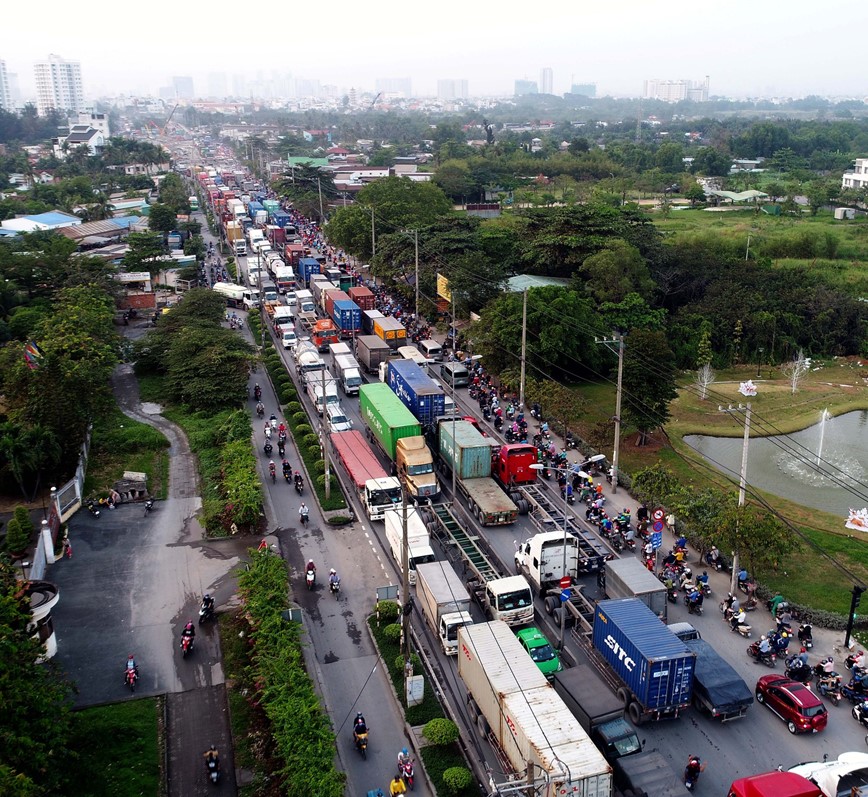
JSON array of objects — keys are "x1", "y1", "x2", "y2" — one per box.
[
  {"x1": 418, "y1": 339, "x2": 443, "y2": 361},
  {"x1": 326, "y1": 404, "x2": 353, "y2": 433},
  {"x1": 281, "y1": 329, "x2": 298, "y2": 349},
  {"x1": 285, "y1": 290, "x2": 297, "y2": 307},
  {"x1": 307, "y1": 376, "x2": 340, "y2": 415}
]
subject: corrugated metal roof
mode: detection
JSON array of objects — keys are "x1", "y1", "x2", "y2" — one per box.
[{"x1": 506, "y1": 275, "x2": 570, "y2": 292}]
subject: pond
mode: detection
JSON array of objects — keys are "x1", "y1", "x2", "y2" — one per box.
[{"x1": 684, "y1": 410, "x2": 868, "y2": 518}]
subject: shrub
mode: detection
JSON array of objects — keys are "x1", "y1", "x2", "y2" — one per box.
[
  {"x1": 423, "y1": 718, "x2": 460, "y2": 746},
  {"x1": 384, "y1": 623, "x2": 403, "y2": 643},
  {"x1": 314, "y1": 459, "x2": 326, "y2": 474},
  {"x1": 328, "y1": 515, "x2": 352, "y2": 526},
  {"x1": 443, "y1": 767, "x2": 474, "y2": 795},
  {"x1": 377, "y1": 600, "x2": 400, "y2": 621},
  {"x1": 4, "y1": 516, "x2": 29, "y2": 555},
  {"x1": 281, "y1": 388, "x2": 298, "y2": 404},
  {"x1": 307, "y1": 445, "x2": 322, "y2": 459},
  {"x1": 393, "y1": 652, "x2": 422, "y2": 673},
  {"x1": 293, "y1": 412, "x2": 307, "y2": 424},
  {"x1": 295, "y1": 423, "x2": 312, "y2": 436},
  {"x1": 303, "y1": 433, "x2": 320, "y2": 447},
  {"x1": 13, "y1": 506, "x2": 35, "y2": 540},
  {"x1": 316, "y1": 475, "x2": 338, "y2": 492},
  {"x1": 287, "y1": 402, "x2": 302, "y2": 415}
]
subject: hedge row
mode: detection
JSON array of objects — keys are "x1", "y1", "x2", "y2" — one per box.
[{"x1": 237, "y1": 548, "x2": 345, "y2": 796}]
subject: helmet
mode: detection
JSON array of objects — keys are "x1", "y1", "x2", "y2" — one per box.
[
  {"x1": 330, "y1": 568, "x2": 336, "y2": 574},
  {"x1": 128, "y1": 653, "x2": 134, "y2": 658},
  {"x1": 703, "y1": 571, "x2": 708, "y2": 576},
  {"x1": 760, "y1": 635, "x2": 767, "y2": 641},
  {"x1": 204, "y1": 594, "x2": 210, "y2": 600},
  {"x1": 356, "y1": 712, "x2": 363, "y2": 719},
  {"x1": 402, "y1": 747, "x2": 408, "y2": 756},
  {"x1": 800, "y1": 647, "x2": 806, "y2": 653}
]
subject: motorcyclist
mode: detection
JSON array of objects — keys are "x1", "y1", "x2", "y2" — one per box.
[
  {"x1": 202, "y1": 594, "x2": 215, "y2": 614},
  {"x1": 737, "y1": 568, "x2": 750, "y2": 590},
  {"x1": 696, "y1": 571, "x2": 709, "y2": 589},
  {"x1": 256, "y1": 401, "x2": 265, "y2": 416},
  {"x1": 306, "y1": 559, "x2": 316, "y2": 576},
  {"x1": 204, "y1": 746, "x2": 219, "y2": 766},
  {"x1": 623, "y1": 526, "x2": 635, "y2": 545},
  {"x1": 282, "y1": 459, "x2": 291, "y2": 478},
  {"x1": 253, "y1": 383, "x2": 261, "y2": 400},
  {"x1": 730, "y1": 608, "x2": 747, "y2": 631},
  {"x1": 294, "y1": 472, "x2": 304, "y2": 489},
  {"x1": 687, "y1": 588, "x2": 703, "y2": 610},
  {"x1": 299, "y1": 502, "x2": 310, "y2": 521},
  {"x1": 822, "y1": 656, "x2": 836, "y2": 675},
  {"x1": 268, "y1": 460, "x2": 276, "y2": 479},
  {"x1": 685, "y1": 755, "x2": 705, "y2": 784},
  {"x1": 397, "y1": 747, "x2": 411, "y2": 769},
  {"x1": 851, "y1": 650, "x2": 866, "y2": 670},
  {"x1": 769, "y1": 592, "x2": 786, "y2": 616},
  {"x1": 796, "y1": 647, "x2": 809, "y2": 667},
  {"x1": 758, "y1": 636, "x2": 772, "y2": 656},
  {"x1": 264, "y1": 440, "x2": 273, "y2": 456},
  {"x1": 329, "y1": 568, "x2": 340, "y2": 589},
  {"x1": 389, "y1": 774, "x2": 407, "y2": 796},
  {"x1": 125, "y1": 653, "x2": 139, "y2": 681},
  {"x1": 705, "y1": 546, "x2": 720, "y2": 567},
  {"x1": 352, "y1": 712, "x2": 367, "y2": 747}
]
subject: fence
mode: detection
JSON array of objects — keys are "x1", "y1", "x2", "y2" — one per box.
[{"x1": 55, "y1": 427, "x2": 92, "y2": 522}]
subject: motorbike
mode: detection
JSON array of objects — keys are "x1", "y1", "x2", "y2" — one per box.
[
  {"x1": 742, "y1": 595, "x2": 759, "y2": 612},
  {"x1": 853, "y1": 700, "x2": 868, "y2": 727},
  {"x1": 269, "y1": 465, "x2": 276, "y2": 483},
  {"x1": 798, "y1": 623, "x2": 814, "y2": 649},
  {"x1": 330, "y1": 577, "x2": 341, "y2": 598},
  {"x1": 125, "y1": 666, "x2": 138, "y2": 692},
  {"x1": 300, "y1": 509, "x2": 309, "y2": 526},
  {"x1": 283, "y1": 469, "x2": 292, "y2": 484},
  {"x1": 684, "y1": 594, "x2": 704, "y2": 615},
  {"x1": 256, "y1": 402, "x2": 265, "y2": 418},
  {"x1": 842, "y1": 679, "x2": 868, "y2": 704},
  {"x1": 747, "y1": 641, "x2": 776, "y2": 667},
  {"x1": 144, "y1": 498, "x2": 154, "y2": 515},
  {"x1": 622, "y1": 535, "x2": 636, "y2": 552},
  {"x1": 253, "y1": 386, "x2": 262, "y2": 401},
  {"x1": 87, "y1": 500, "x2": 101, "y2": 518},
  {"x1": 731, "y1": 618, "x2": 752, "y2": 638},
  {"x1": 353, "y1": 730, "x2": 368, "y2": 759},
  {"x1": 704, "y1": 551, "x2": 725, "y2": 571},
  {"x1": 816, "y1": 674, "x2": 843, "y2": 705},
  {"x1": 199, "y1": 601, "x2": 215, "y2": 624},
  {"x1": 295, "y1": 477, "x2": 304, "y2": 495},
  {"x1": 400, "y1": 759, "x2": 415, "y2": 791},
  {"x1": 181, "y1": 634, "x2": 195, "y2": 658},
  {"x1": 684, "y1": 759, "x2": 702, "y2": 792},
  {"x1": 846, "y1": 653, "x2": 867, "y2": 671},
  {"x1": 205, "y1": 754, "x2": 220, "y2": 784},
  {"x1": 306, "y1": 568, "x2": 316, "y2": 590},
  {"x1": 785, "y1": 657, "x2": 813, "y2": 683},
  {"x1": 263, "y1": 442, "x2": 273, "y2": 457}
]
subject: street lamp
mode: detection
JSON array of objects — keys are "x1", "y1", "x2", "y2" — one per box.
[{"x1": 530, "y1": 462, "x2": 573, "y2": 649}]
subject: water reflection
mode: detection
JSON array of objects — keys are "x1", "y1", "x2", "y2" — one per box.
[{"x1": 684, "y1": 410, "x2": 868, "y2": 516}]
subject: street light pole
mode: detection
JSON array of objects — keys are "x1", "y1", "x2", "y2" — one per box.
[{"x1": 721, "y1": 402, "x2": 751, "y2": 595}]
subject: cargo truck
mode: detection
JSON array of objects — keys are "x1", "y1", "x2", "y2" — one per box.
[
  {"x1": 212, "y1": 282, "x2": 246, "y2": 307},
  {"x1": 294, "y1": 289, "x2": 315, "y2": 317},
  {"x1": 395, "y1": 435, "x2": 439, "y2": 500},
  {"x1": 311, "y1": 279, "x2": 336, "y2": 307},
  {"x1": 298, "y1": 257, "x2": 321, "y2": 285},
  {"x1": 457, "y1": 622, "x2": 612, "y2": 797},
  {"x1": 324, "y1": 289, "x2": 349, "y2": 318},
  {"x1": 311, "y1": 319, "x2": 340, "y2": 352},
  {"x1": 514, "y1": 532, "x2": 592, "y2": 599},
  {"x1": 602, "y1": 557, "x2": 669, "y2": 621},
  {"x1": 362, "y1": 309, "x2": 384, "y2": 335},
  {"x1": 273, "y1": 265, "x2": 295, "y2": 293},
  {"x1": 387, "y1": 360, "x2": 446, "y2": 428},
  {"x1": 355, "y1": 335, "x2": 391, "y2": 374},
  {"x1": 306, "y1": 376, "x2": 339, "y2": 415},
  {"x1": 331, "y1": 431, "x2": 401, "y2": 521},
  {"x1": 414, "y1": 561, "x2": 473, "y2": 655},
  {"x1": 332, "y1": 354, "x2": 363, "y2": 396},
  {"x1": 348, "y1": 285, "x2": 375, "y2": 311},
  {"x1": 590, "y1": 598, "x2": 695, "y2": 725},
  {"x1": 437, "y1": 420, "x2": 518, "y2": 526},
  {"x1": 358, "y1": 384, "x2": 422, "y2": 461},
  {"x1": 383, "y1": 508, "x2": 435, "y2": 585},
  {"x1": 331, "y1": 299, "x2": 361, "y2": 338},
  {"x1": 373, "y1": 316, "x2": 407, "y2": 349}
]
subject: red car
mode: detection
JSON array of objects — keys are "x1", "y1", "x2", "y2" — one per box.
[{"x1": 755, "y1": 674, "x2": 828, "y2": 734}]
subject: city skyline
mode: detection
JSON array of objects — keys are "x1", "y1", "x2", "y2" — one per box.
[{"x1": 2, "y1": 0, "x2": 867, "y2": 102}]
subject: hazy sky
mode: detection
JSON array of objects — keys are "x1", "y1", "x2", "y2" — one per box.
[{"x1": 4, "y1": 0, "x2": 866, "y2": 100}]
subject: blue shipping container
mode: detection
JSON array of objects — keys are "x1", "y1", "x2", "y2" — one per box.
[
  {"x1": 331, "y1": 299, "x2": 361, "y2": 335},
  {"x1": 272, "y1": 211, "x2": 291, "y2": 227},
  {"x1": 298, "y1": 257, "x2": 321, "y2": 285},
  {"x1": 387, "y1": 360, "x2": 446, "y2": 427},
  {"x1": 248, "y1": 201, "x2": 265, "y2": 215},
  {"x1": 592, "y1": 598, "x2": 695, "y2": 712}
]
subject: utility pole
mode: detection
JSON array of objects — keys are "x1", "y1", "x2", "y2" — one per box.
[
  {"x1": 370, "y1": 208, "x2": 376, "y2": 258},
  {"x1": 317, "y1": 177, "x2": 324, "y2": 222},
  {"x1": 721, "y1": 402, "x2": 751, "y2": 595},
  {"x1": 413, "y1": 229, "x2": 419, "y2": 317},
  {"x1": 519, "y1": 288, "x2": 528, "y2": 411},
  {"x1": 401, "y1": 487, "x2": 411, "y2": 675},
  {"x1": 596, "y1": 332, "x2": 624, "y2": 494},
  {"x1": 321, "y1": 367, "x2": 331, "y2": 499}
]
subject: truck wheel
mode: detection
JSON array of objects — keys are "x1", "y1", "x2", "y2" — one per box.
[
  {"x1": 544, "y1": 597, "x2": 557, "y2": 615},
  {"x1": 627, "y1": 701, "x2": 644, "y2": 725},
  {"x1": 477, "y1": 714, "x2": 490, "y2": 738},
  {"x1": 616, "y1": 687, "x2": 630, "y2": 707},
  {"x1": 553, "y1": 607, "x2": 565, "y2": 627},
  {"x1": 426, "y1": 522, "x2": 437, "y2": 536},
  {"x1": 477, "y1": 507, "x2": 486, "y2": 524},
  {"x1": 517, "y1": 499, "x2": 530, "y2": 515},
  {"x1": 467, "y1": 698, "x2": 479, "y2": 721}
]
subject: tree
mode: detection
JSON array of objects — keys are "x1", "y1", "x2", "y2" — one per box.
[
  {"x1": 620, "y1": 329, "x2": 678, "y2": 446},
  {"x1": 433, "y1": 159, "x2": 473, "y2": 201},
  {"x1": 529, "y1": 380, "x2": 586, "y2": 440},
  {"x1": 147, "y1": 202, "x2": 178, "y2": 233},
  {"x1": 597, "y1": 293, "x2": 666, "y2": 332},
  {"x1": 695, "y1": 323, "x2": 713, "y2": 367},
  {"x1": 764, "y1": 182, "x2": 786, "y2": 202},
  {"x1": 631, "y1": 463, "x2": 684, "y2": 510},
  {"x1": 654, "y1": 142, "x2": 685, "y2": 174},
  {"x1": 0, "y1": 565, "x2": 74, "y2": 793},
  {"x1": 690, "y1": 147, "x2": 731, "y2": 177},
  {"x1": 712, "y1": 504, "x2": 797, "y2": 576},
  {"x1": 781, "y1": 349, "x2": 810, "y2": 394},
  {"x1": 684, "y1": 183, "x2": 707, "y2": 206},
  {"x1": 578, "y1": 240, "x2": 655, "y2": 305},
  {"x1": 695, "y1": 363, "x2": 716, "y2": 401},
  {"x1": 123, "y1": 231, "x2": 166, "y2": 277}
]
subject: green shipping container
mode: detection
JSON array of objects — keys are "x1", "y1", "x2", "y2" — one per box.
[
  {"x1": 439, "y1": 420, "x2": 493, "y2": 480},
  {"x1": 359, "y1": 383, "x2": 422, "y2": 460}
]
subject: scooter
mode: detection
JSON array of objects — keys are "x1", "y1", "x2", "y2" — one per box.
[
  {"x1": 205, "y1": 754, "x2": 220, "y2": 784},
  {"x1": 684, "y1": 594, "x2": 704, "y2": 615},
  {"x1": 746, "y1": 641, "x2": 776, "y2": 667},
  {"x1": 306, "y1": 568, "x2": 316, "y2": 590},
  {"x1": 842, "y1": 679, "x2": 868, "y2": 704},
  {"x1": 330, "y1": 578, "x2": 341, "y2": 598},
  {"x1": 353, "y1": 730, "x2": 368, "y2": 759},
  {"x1": 784, "y1": 657, "x2": 813, "y2": 683},
  {"x1": 731, "y1": 618, "x2": 752, "y2": 638},
  {"x1": 181, "y1": 634, "x2": 194, "y2": 658},
  {"x1": 816, "y1": 674, "x2": 843, "y2": 705},
  {"x1": 853, "y1": 700, "x2": 868, "y2": 727},
  {"x1": 295, "y1": 476, "x2": 304, "y2": 495},
  {"x1": 144, "y1": 498, "x2": 154, "y2": 515},
  {"x1": 798, "y1": 623, "x2": 814, "y2": 649},
  {"x1": 125, "y1": 666, "x2": 138, "y2": 692},
  {"x1": 684, "y1": 759, "x2": 703, "y2": 792},
  {"x1": 400, "y1": 759, "x2": 415, "y2": 791},
  {"x1": 199, "y1": 601, "x2": 215, "y2": 624},
  {"x1": 87, "y1": 500, "x2": 100, "y2": 518},
  {"x1": 704, "y1": 551, "x2": 724, "y2": 571}
]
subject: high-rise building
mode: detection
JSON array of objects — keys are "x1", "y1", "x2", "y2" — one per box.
[
  {"x1": 231, "y1": 74, "x2": 248, "y2": 97},
  {"x1": 514, "y1": 79, "x2": 538, "y2": 96},
  {"x1": 295, "y1": 78, "x2": 321, "y2": 98},
  {"x1": 644, "y1": 76, "x2": 709, "y2": 103},
  {"x1": 0, "y1": 59, "x2": 12, "y2": 111},
  {"x1": 172, "y1": 76, "x2": 195, "y2": 99},
  {"x1": 540, "y1": 67, "x2": 553, "y2": 95},
  {"x1": 207, "y1": 72, "x2": 227, "y2": 98},
  {"x1": 34, "y1": 54, "x2": 85, "y2": 116},
  {"x1": 375, "y1": 77, "x2": 411, "y2": 97},
  {"x1": 437, "y1": 79, "x2": 469, "y2": 101},
  {"x1": 569, "y1": 82, "x2": 596, "y2": 98}
]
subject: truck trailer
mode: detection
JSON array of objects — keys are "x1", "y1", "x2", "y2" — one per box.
[
  {"x1": 330, "y1": 431, "x2": 401, "y2": 521},
  {"x1": 414, "y1": 561, "x2": 473, "y2": 655},
  {"x1": 602, "y1": 557, "x2": 669, "y2": 621},
  {"x1": 387, "y1": 359, "x2": 446, "y2": 427},
  {"x1": 383, "y1": 508, "x2": 436, "y2": 585},
  {"x1": 355, "y1": 334, "x2": 391, "y2": 374}
]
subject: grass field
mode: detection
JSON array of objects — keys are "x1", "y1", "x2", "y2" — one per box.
[
  {"x1": 571, "y1": 360, "x2": 868, "y2": 614},
  {"x1": 63, "y1": 698, "x2": 162, "y2": 797}
]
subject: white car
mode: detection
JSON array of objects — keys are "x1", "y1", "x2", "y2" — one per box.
[
  {"x1": 281, "y1": 329, "x2": 298, "y2": 349},
  {"x1": 789, "y1": 752, "x2": 868, "y2": 797},
  {"x1": 326, "y1": 404, "x2": 353, "y2": 433}
]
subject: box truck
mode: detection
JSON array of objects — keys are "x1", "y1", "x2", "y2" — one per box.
[{"x1": 414, "y1": 561, "x2": 473, "y2": 655}]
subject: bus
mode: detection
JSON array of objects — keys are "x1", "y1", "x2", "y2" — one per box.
[
  {"x1": 397, "y1": 345, "x2": 430, "y2": 368},
  {"x1": 188, "y1": 196, "x2": 199, "y2": 211}
]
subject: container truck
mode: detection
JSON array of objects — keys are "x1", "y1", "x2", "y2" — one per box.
[
  {"x1": 324, "y1": 289, "x2": 349, "y2": 319},
  {"x1": 273, "y1": 265, "x2": 295, "y2": 293},
  {"x1": 437, "y1": 420, "x2": 518, "y2": 526},
  {"x1": 590, "y1": 598, "x2": 695, "y2": 725},
  {"x1": 414, "y1": 562, "x2": 473, "y2": 656},
  {"x1": 514, "y1": 532, "x2": 592, "y2": 600},
  {"x1": 602, "y1": 557, "x2": 668, "y2": 621},
  {"x1": 310, "y1": 279, "x2": 336, "y2": 307},
  {"x1": 285, "y1": 243, "x2": 305, "y2": 266},
  {"x1": 311, "y1": 319, "x2": 340, "y2": 352},
  {"x1": 358, "y1": 384, "x2": 422, "y2": 460},
  {"x1": 298, "y1": 257, "x2": 321, "y2": 285},
  {"x1": 457, "y1": 622, "x2": 613, "y2": 797},
  {"x1": 395, "y1": 435, "x2": 439, "y2": 499},
  {"x1": 355, "y1": 335, "x2": 391, "y2": 374},
  {"x1": 331, "y1": 430, "x2": 401, "y2": 521},
  {"x1": 373, "y1": 316, "x2": 407, "y2": 349},
  {"x1": 383, "y1": 508, "x2": 435, "y2": 585},
  {"x1": 331, "y1": 299, "x2": 361, "y2": 338},
  {"x1": 387, "y1": 360, "x2": 446, "y2": 428},
  {"x1": 348, "y1": 285, "x2": 375, "y2": 311},
  {"x1": 212, "y1": 282, "x2": 246, "y2": 307},
  {"x1": 332, "y1": 354, "x2": 362, "y2": 396},
  {"x1": 362, "y1": 309, "x2": 384, "y2": 335}
]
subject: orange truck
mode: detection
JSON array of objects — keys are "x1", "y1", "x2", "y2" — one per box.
[{"x1": 312, "y1": 319, "x2": 339, "y2": 352}]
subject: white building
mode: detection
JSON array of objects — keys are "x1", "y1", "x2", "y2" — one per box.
[
  {"x1": 34, "y1": 54, "x2": 85, "y2": 116},
  {"x1": 70, "y1": 111, "x2": 110, "y2": 138},
  {"x1": 644, "y1": 76, "x2": 709, "y2": 103},
  {"x1": 0, "y1": 59, "x2": 12, "y2": 111},
  {"x1": 540, "y1": 67, "x2": 553, "y2": 95},
  {"x1": 437, "y1": 79, "x2": 468, "y2": 101},
  {"x1": 842, "y1": 158, "x2": 868, "y2": 191}
]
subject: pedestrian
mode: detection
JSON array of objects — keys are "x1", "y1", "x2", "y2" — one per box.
[
  {"x1": 63, "y1": 536, "x2": 72, "y2": 558},
  {"x1": 666, "y1": 512, "x2": 676, "y2": 534}
]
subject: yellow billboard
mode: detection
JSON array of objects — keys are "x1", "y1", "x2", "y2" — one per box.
[{"x1": 436, "y1": 273, "x2": 452, "y2": 302}]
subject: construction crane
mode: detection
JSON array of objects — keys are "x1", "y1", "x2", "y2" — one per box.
[
  {"x1": 161, "y1": 104, "x2": 179, "y2": 136},
  {"x1": 370, "y1": 92, "x2": 382, "y2": 109}
]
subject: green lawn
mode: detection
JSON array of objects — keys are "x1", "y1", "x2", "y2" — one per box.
[
  {"x1": 84, "y1": 406, "x2": 170, "y2": 500},
  {"x1": 63, "y1": 698, "x2": 162, "y2": 797}
]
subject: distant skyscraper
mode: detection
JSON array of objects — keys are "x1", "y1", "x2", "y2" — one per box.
[
  {"x1": 0, "y1": 60, "x2": 12, "y2": 111},
  {"x1": 231, "y1": 74, "x2": 248, "y2": 97},
  {"x1": 540, "y1": 67, "x2": 553, "y2": 95},
  {"x1": 437, "y1": 79, "x2": 469, "y2": 100},
  {"x1": 34, "y1": 54, "x2": 85, "y2": 116},
  {"x1": 172, "y1": 76, "x2": 195, "y2": 99},
  {"x1": 207, "y1": 72, "x2": 227, "y2": 98},
  {"x1": 569, "y1": 82, "x2": 596, "y2": 98},
  {"x1": 295, "y1": 78, "x2": 321, "y2": 98},
  {"x1": 375, "y1": 77, "x2": 411, "y2": 97},
  {"x1": 644, "y1": 77, "x2": 709, "y2": 103},
  {"x1": 514, "y1": 79, "x2": 538, "y2": 96}
]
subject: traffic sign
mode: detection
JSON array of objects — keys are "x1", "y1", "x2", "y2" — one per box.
[
  {"x1": 560, "y1": 575, "x2": 572, "y2": 590},
  {"x1": 652, "y1": 519, "x2": 665, "y2": 533},
  {"x1": 652, "y1": 508, "x2": 665, "y2": 522},
  {"x1": 560, "y1": 588, "x2": 572, "y2": 603},
  {"x1": 651, "y1": 531, "x2": 663, "y2": 550}
]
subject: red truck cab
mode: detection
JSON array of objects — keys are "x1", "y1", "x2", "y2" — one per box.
[
  {"x1": 729, "y1": 772, "x2": 823, "y2": 797},
  {"x1": 493, "y1": 443, "x2": 538, "y2": 488},
  {"x1": 312, "y1": 319, "x2": 339, "y2": 352}
]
